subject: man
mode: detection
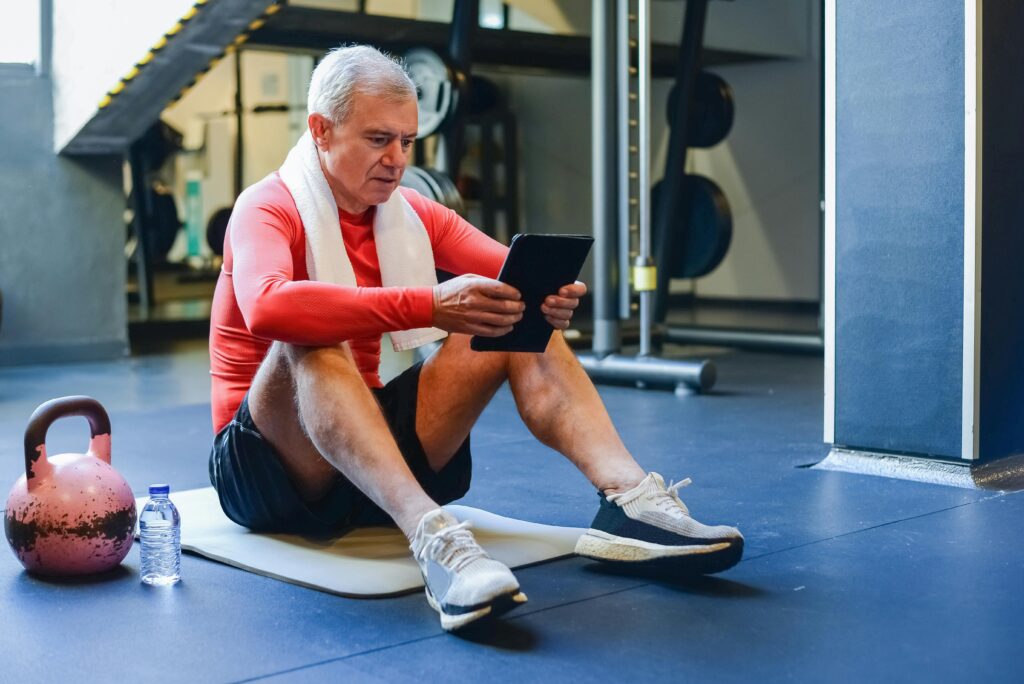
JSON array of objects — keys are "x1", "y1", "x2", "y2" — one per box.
[{"x1": 208, "y1": 45, "x2": 743, "y2": 631}]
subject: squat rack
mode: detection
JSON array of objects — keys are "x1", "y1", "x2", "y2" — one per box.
[{"x1": 578, "y1": 0, "x2": 715, "y2": 395}]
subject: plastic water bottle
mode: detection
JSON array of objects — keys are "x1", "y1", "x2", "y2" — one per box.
[{"x1": 139, "y1": 484, "x2": 181, "y2": 586}]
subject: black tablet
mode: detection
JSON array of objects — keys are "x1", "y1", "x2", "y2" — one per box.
[{"x1": 471, "y1": 233, "x2": 594, "y2": 353}]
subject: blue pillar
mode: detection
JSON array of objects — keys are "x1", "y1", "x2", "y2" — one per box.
[{"x1": 825, "y1": 0, "x2": 1024, "y2": 463}]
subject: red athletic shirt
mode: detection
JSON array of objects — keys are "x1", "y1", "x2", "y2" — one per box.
[{"x1": 209, "y1": 172, "x2": 507, "y2": 432}]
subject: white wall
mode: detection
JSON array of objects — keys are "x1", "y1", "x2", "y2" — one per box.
[
  {"x1": 690, "y1": 0, "x2": 821, "y2": 300},
  {"x1": 688, "y1": 43, "x2": 821, "y2": 301},
  {"x1": 656, "y1": 0, "x2": 811, "y2": 57},
  {"x1": 0, "y1": 0, "x2": 41, "y2": 64},
  {"x1": 51, "y1": 0, "x2": 195, "y2": 152}
]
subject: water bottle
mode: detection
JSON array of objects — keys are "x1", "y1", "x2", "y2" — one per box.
[{"x1": 139, "y1": 484, "x2": 181, "y2": 585}]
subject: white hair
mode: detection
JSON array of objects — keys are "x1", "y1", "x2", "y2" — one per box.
[{"x1": 307, "y1": 45, "x2": 416, "y2": 125}]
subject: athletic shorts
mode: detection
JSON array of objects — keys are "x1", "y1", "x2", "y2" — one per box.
[{"x1": 208, "y1": 360, "x2": 472, "y2": 535}]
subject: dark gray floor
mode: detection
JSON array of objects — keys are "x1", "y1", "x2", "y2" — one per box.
[{"x1": 1, "y1": 343, "x2": 1021, "y2": 683}]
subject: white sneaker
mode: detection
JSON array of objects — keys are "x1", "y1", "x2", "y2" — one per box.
[
  {"x1": 410, "y1": 508, "x2": 528, "y2": 631},
  {"x1": 575, "y1": 472, "x2": 744, "y2": 575}
]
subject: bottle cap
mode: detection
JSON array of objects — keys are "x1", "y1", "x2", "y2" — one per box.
[{"x1": 149, "y1": 484, "x2": 171, "y2": 496}]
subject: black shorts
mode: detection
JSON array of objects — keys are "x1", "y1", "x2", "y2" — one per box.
[{"x1": 208, "y1": 360, "x2": 472, "y2": 535}]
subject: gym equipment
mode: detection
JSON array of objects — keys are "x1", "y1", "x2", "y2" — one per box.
[
  {"x1": 400, "y1": 0, "x2": 484, "y2": 218},
  {"x1": 407, "y1": 4, "x2": 476, "y2": 161},
  {"x1": 656, "y1": 2, "x2": 822, "y2": 354},
  {"x1": 206, "y1": 206, "x2": 233, "y2": 256},
  {"x1": 653, "y1": 0, "x2": 732, "y2": 322},
  {"x1": 466, "y1": 74, "x2": 502, "y2": 116},
  {"x1": 400, "y1": 166, "x2": 466, "y2": 216},
  {"x1": 652, "y1": 174, "x2": 732, "y2": 278},
  {"x1": 127, "y1": 121, "x2": 185, "y2": 315},
  {"x1": 406, "y1": 47, "x2": 457, "y2": 139},
  {"x1": 135, "y1": 487, "x2": 582, "y2": 598},
  {"x1": 147, "y1": 185, "x2": 184, "y2": 261},
  {"x1": 398, "y1": 3, "x2": 518, "y2": 238},
  {"x1": 579, "y1": 0, "x2": 714, "y2": 395},
  {"x1": 4, "y1": 396, "x2": 136, "y2": 576},
  {"x1": 667, "y1": 70, "x2": 734, "y2": 149}
]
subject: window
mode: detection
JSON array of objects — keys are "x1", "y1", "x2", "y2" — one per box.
[{"x1": 0, "y1": 1, "x2": 40, "y2": 64}]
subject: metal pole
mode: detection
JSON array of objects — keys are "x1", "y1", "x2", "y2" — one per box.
[
  {"x1": 637, "y1": 0, "x2": 653, "y2": 356},
  {"x1": 578, "y1": 0, "x2": 716, "y2": 396},
  {"x1": 616, "y1": 0, "x2": 632, "y2": 320},
  {"x1": 129, "y1": 146, "x2": 152, "y2": 320},
  {"x1": 234, "y1": 49, "x2": 244, "y2": 197},
  {"x1": 577, "y1": 353, "x2": 715, "y2": 394},
  {"x1": 593, "y1": 0, "x2": 620, "y2": 356},
  {"x1": 443, "y1": 0, "x2": 479, "y2": 177},
  {"x1": 653, "y1": 0, "x2": 709, "y2": 323},
  {"x1": 663, "y1": 326, "x2": 824, "y2": 354},
  {"x1": 37, "y1": 0, "x2": 52, "y2": 78}
]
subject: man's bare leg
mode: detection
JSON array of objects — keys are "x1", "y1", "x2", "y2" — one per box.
[
  {"x1": 247, "y1": 342, "x2": 439, "y2": 539},
  {"x1": 418, "y1": 332, "x2": 743, "y2": 576},
  {"x1": 417, "y1": 333, "x2": 646, "y2": 495}
]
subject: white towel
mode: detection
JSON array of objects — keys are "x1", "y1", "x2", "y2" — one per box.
[{"x1": 278, "y1": 131, "x2": 447, "y2": 351}]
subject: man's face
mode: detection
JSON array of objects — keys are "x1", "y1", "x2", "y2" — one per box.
[{"x1": 312, "y1": 91, "x2": 418, "y2": 214}]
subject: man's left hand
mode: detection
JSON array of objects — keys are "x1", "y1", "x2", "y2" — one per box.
[{"x1": 541, "y1": 281, "x2": 587, "y2": 330}]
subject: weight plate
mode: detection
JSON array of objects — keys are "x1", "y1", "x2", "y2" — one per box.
[
  {"x1": 653, "y1": 175, "x2": 732, "y2": 279},
  {"x1": 667, "y1": 71, "x2": 735, "y2": 148},
  {"x1": 405, "y1": 48, "x2": 457, "y2": 139},
  {"x1": 400, "y1": 166, "x2": 440, "y2": 201},
  {"x1": 400, "y1": 166, "x2": 465, "y2": 216},
  {"x1": 422, "y1": 167, "x2": 465, "y2": 216}
]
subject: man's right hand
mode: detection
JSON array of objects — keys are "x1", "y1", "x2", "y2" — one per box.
[{"x1": 432, "y1": 274, "x2": 525, "y2": 337}]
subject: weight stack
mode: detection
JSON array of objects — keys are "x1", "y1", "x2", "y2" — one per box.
[{"x1": 824, "y1": 0, "x2": 1024, "y2": 465}]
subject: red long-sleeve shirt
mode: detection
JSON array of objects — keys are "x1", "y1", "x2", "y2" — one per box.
[{"x1": 209, "y1": 172, "x2": 507, "y2": 432}]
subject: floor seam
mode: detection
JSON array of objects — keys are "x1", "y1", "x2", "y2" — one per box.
[
  {"x1": 742, "y1": 492, "x2": 1007, "y2": 563},
  {"x1": 230, "y1": 583, "x2": 649, "y2": 682}
]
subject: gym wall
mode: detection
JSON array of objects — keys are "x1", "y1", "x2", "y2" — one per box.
[{"x1": 0, "y1": 64, "x2": 127, "y2": 365}]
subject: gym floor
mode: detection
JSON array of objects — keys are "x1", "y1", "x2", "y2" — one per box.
[{"x1": 1, "y1": 342, "x2": 1021, "y2": 683}]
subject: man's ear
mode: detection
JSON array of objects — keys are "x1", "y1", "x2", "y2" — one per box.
[{"x1": 308, "y1": 113, "x2": 333, "y2": 149}]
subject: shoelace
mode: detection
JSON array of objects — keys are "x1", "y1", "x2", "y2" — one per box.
[
  {"x1": 417, "y1": 521, "x2": 487, "y2": 572},
  {"x1": 650, "y1": 477, "x2": 693, "y2": 517}
]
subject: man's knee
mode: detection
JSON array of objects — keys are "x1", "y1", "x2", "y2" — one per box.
[
  {"x1": 280, "y1": 342, "x2": 357, "y2": 375},
  {"x1": 441, "y1": 333, "x2": 510, "y2": 374}
]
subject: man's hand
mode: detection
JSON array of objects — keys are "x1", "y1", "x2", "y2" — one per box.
[
  {"x1": 432, "y1": 274, "x2": 525, "y2": 337},
  {"x1": 541, "y1": 281, "x2": 587, "y2": 330}
]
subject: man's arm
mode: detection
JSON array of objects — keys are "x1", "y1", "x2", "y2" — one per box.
[
  {"x1": 400, "y1": 187, "x2": 507, "y2": 278},
  {"x1": 230, "y1": 196, "x2": 434, "y2": 345},
  {"x1": 401, "y1": 188, "x2": 586, "y2": 334}
]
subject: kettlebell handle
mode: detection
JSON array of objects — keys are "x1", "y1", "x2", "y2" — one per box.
[{"x1": 23, "y1": 396, "x2": 113, "y2": 488}]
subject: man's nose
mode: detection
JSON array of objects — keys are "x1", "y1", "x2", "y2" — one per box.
[{"x1": 381, "y1": 140, "x2": 407, "y2": 168}]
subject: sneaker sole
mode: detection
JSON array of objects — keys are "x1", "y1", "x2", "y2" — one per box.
[
  {"x1": 574, "y1": 529, "x2": 744, "y2": 575},
  {"x1": 425, "y1": 587, "x2": 529, "y2": 632}
]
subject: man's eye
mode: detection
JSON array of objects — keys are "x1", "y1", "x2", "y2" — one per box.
[
  {"x1": 369, "y1": 137, "x2": 388, "y2": 146},
  {"x1": 401, "y1": 138, "x2": 414, "y2": 149}
]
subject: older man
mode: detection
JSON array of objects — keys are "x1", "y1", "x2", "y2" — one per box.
[{"x1": 207, "y1": 45, "x2": 742, "y2": 631}]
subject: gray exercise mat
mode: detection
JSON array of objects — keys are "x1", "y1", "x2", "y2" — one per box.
[{"x1": 135, "y1": 487, "x2": 584, "y2": 597}]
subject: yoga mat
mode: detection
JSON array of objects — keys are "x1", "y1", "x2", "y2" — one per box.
[{"x1": 135, "y1": 487, "x2": 584, "y2": 597}]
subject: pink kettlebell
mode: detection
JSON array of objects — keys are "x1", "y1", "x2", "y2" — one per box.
[{"x1": 4, "y1": 396, "x2": 137, "y2": 576}]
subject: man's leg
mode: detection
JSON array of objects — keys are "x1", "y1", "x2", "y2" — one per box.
[
  {"x1": 417, "y1": 332, "x2": 742, "y2": 574},
  {"x1": 247, "y1": 342, "x2": 437, "y2": 539},
  {"x1": 245, "y1": 341, "x2": 526, "y2": 628},
  {"x1": 417, "y1": 332, "x2": 646, "y2": 495}
]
